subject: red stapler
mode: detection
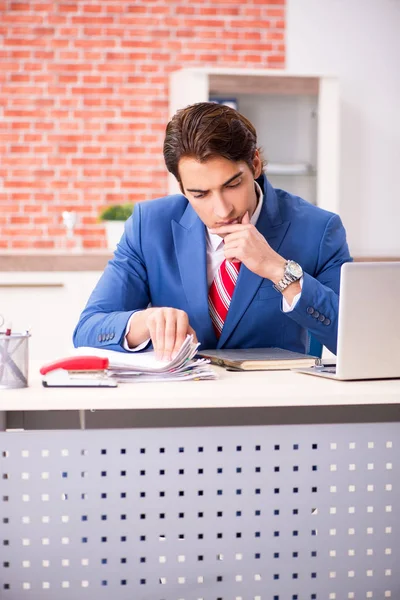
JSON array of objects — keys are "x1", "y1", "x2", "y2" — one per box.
[{"x1": 40, "y1": 356, "x2": 118, "y2": 388}]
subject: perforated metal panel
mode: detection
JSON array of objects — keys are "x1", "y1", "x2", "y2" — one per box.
[{"x1": 0, "y1": 423, "x2": 399, "y2": 599}]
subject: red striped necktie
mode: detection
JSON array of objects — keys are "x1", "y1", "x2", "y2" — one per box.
[{"x1": 208, "y1": 259, "x2": 241, "y2": 338}]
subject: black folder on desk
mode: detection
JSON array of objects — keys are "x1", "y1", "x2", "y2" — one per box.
[{"x1": 197, "y1": 347, "x2": 320, "y2": 371}]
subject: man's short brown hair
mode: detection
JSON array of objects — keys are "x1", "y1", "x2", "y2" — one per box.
[{"x1": 163, "y1": 102, "x2": 265, "y2": 183}]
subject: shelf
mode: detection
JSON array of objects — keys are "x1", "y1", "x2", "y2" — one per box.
[
  {"x1": 266, "y1": 163, "x2": 316, "y2": 176},
  {"x1": 209, "y1": 74, "x2": 319, "y2": 96}
]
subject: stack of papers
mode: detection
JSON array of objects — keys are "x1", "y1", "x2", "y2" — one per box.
[{"x1": 74, "y1": 335, "x2": 216, "y2": 382}]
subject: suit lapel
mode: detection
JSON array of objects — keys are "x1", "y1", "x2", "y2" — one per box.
[
  {"x1": 218, "y1": 177, "x2": 290, "y2": 348},
  {"x1": 172, "y1": 203, "x2": 217, "y2": 348}
]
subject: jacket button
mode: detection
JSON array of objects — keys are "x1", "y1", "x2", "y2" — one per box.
[
  {"x1": 105, "y1": 333, "x2": 110, "y2": 341},
  {"x1": 318, "y1": 314, "x2": 325, "y2": 322},
  {"x1": 111, "y1": 332, "x2": 115, "y2": 340},
  {"x1": 324, "y1": 318, "x2": 331, "y2": 326},
  {"x1": 313, "y1": 310, "x2": 320, "y2": 319},
  {"x1": 98, "y1": 334, "x2": 102, "y2": 342},
  {"x1": 307, "y1": 307, "x2": 314, "y2": 315}
]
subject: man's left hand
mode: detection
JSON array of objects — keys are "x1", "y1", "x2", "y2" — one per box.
[{"x1": 210, "y1": 211, "x2": 286, "y2": 284}]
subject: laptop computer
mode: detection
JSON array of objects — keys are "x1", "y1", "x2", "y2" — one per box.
[{"x1": 294, "y1": 262, "x2": 400, "y2": 380}]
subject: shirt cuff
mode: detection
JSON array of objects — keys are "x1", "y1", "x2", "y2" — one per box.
[
  {"x1": 122, "y1": 312, "x2": 151, "y2": 352},
  {"x1": 282, "y1": 276, "x2": 303, "y2": 313}
]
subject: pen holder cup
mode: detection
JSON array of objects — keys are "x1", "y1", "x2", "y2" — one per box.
[{"x1": 0, "y1": 333, "x2": 30, "y2": 389}]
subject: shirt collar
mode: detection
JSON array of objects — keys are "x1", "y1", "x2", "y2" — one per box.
[{"x1": 206, "y1": 179, "x2": 264, "y2": 252}]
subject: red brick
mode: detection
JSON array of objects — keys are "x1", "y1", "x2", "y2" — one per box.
[
  {"x1": 47, "y1": 15, "x2": 67, "y2": 25},
  {"x1": 83, "y1": 239, "x2": 105, "y2": 249},
  {"x1": 10, "y1": 50, "x2": 32, "y2": 58},
  {"x1": 183, "y1": 19, "x2": 225, "y2": 28},
  {"x1": 10, "y1": 3, "x2": 31, "y2": 10},
  {"x1": 24, "y1": 204, "x2": 43, "y2": 213},
  {"x1": 266, "y1": 8, "x2": 285, "y2": 17},
  {"x1": 24, "y1": 134, "x2": 44, "y2": 142},
  {"x1": 2, "y1": 227, "x2": 45, "y2": 236},
  {"x1": 34, "y1": 3, "x2": 53, "y2": 10},
  {"x1": 266, "y1": 31, "x2": 284, "y2": 40},
  {"x1": 241, "y1": 8, "x2": 262, "y2": 17},
  {"x1": 75, "y1": 39, "x2": 116, "y2": 48},
  {"x1": 71, "y1": 16, "x2": 114, "y2": 24},
  {"x1": 267, "y1": 54, "x2": 285, "y2": 63},
  {"x1": 71, "y1": 158, "x2": 113, "y2": 166},
  {"x1": 200, "y1": 7, "x2": 239, "y2": 16},
  {"x1": 58, "y1": 74, "x2": 78, "y2": 83},
  {"x1": 9, "y1": 240, "x2": 32, "y2": 248},
  {"x1": 5, "y1": 38, "x2": 47, "y2": 47},
  {"x1": 231, "y1": 20, "x2": 272, "y2": 29},
  {"x1": 10, "y1": 193, "x2": 31, "y2": 201},
  {"x1": 33, "y1": 240, "x2": 55, "y2": 248},
  {"x1": 10, "y1": 216, "x2": 30, "y2": 224},
  {"x1": 9, "y1": 74, "x2": 30, "y2": 82},
  {"x1": 0, "y1": 62, "x2": 19, "y2": 71},
  {"x1": 12, "y1": 122, "x2": 31, "y2": 129},
  {"x1": 4, "y1": 14, "x2": 43, "y2": 24},
  {"x1": 83, "y1": 4, "x2": 102, "y2": 12}
]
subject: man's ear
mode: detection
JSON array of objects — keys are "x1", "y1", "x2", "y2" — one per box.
[{"x1": 252, "y1": 150, "x2": 262, "y2": 179}]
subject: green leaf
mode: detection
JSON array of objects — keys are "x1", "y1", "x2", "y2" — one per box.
[{"x1": 99, "y1": 203, "x2": 134, "y2": 221}]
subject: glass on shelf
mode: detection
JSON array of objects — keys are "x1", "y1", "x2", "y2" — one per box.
[{"x1": 61, "y1": 211, "x2": 83, "y2": 252}]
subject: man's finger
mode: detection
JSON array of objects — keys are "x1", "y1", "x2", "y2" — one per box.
[
  {"x1": 222, "y1": 230, "x2": 249, "y2": 244},
  {"x1": 147, "y1": 319, "x2": 157, "y2": 355},
  {"x1": 163, "y1": 310, "x2": 177, "y2": 361},
  {"x1": 209, "y1": 223, "x2": 252, "y2": 235},
  {"x1": 154, "y1": 312, "x2": 166, "y2": 361},
  {"x1": 171, "y1": 311, "x2": 188, "y2": 360},
  {"x1": 224, "y1": 247, "x2": 242, "y2": 262},
  {"x1": 241, "y1": 211, "x2": 250, "y2": 224}
]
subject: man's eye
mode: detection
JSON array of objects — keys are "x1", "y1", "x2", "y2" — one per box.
[
  {"x1": 226, "y1": 180, "x2": 241, "y2": 189},
  {"x1": 193, "y1": 192, "x2": 206, "y2": 199}
]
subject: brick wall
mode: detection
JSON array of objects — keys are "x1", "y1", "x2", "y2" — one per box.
[{"x1": 0, "y1": 0, "x2": 286, "y2": 250}]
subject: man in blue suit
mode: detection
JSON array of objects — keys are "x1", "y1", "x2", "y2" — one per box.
[{"x1": 73, "y1": 102, "x2": 351, "y2": 359}]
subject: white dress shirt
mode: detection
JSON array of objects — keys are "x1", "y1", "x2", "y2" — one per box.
[{"x1": 124, "y1": 180, "x2": 302, "y2": 351}]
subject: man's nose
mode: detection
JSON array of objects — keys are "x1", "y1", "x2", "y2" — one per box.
[{"x1": 213, "y1": 193, "x2": 232, "y2": 218}]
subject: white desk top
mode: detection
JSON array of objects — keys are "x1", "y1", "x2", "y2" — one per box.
[{"x1": 0, "y1": 362, "x2": 400, "y2": 412}]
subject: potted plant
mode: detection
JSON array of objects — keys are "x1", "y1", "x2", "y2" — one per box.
[{"x1": 99, "y1": 204, "x2": 134, "y2": 250}]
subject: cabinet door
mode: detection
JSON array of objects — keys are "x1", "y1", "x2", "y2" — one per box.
[{"x1": 0, "y1": 271, "x2": 102, "y2": 361}]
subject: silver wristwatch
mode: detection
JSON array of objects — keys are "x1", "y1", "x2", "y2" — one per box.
[{"x1": 273, "y1": 260, "x2": 303, "y2": 293}]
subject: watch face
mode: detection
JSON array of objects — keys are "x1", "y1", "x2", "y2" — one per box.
[{"x1": 287, "y1": 261, "x2": 303, "y2": 278}]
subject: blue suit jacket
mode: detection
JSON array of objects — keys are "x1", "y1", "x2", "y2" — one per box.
[{"x1": 73, "y1": 176, "x2": 352, "y2": 355}]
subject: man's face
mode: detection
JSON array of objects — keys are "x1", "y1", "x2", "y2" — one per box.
[{"x1": 178, "y1": 153, "x2": 262, "y2": 237}]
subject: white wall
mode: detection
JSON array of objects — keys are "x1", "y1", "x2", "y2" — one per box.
[{"x1": 287, "y1": 0, "x2": 400, "y2": 256}]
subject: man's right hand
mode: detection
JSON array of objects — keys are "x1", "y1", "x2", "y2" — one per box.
[{"x1": 126, "y1": 307, "x2": 197, "y2": 361}]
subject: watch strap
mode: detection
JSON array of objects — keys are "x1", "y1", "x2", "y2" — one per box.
[{"x1": 273, "y1": 261, "x2": 301, "y2": 293}]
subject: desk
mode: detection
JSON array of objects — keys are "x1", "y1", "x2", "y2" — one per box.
[{"x1": 1, "y1": 366, "x2": 400, "y2": 599}]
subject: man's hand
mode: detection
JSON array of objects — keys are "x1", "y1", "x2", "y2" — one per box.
[
  {"x1": 210, "y1": 211, "x2": 286, "y2": 283},
  {"x1": 127, "y1": 307, "x2": 197, "y2": 361}
]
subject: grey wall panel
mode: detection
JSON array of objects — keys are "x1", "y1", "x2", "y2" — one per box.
[{"x1": 0, "y1": 423, "x2": 399, "y2": 599}]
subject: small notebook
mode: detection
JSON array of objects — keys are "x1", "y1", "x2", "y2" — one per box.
[{"x1": 197, "y1": 347, "x2": 320, "y2": 371}]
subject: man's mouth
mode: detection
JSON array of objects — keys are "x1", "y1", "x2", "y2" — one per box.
[{"x1": 214, "y1": 217, "x2": 240, "y2": 226}]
